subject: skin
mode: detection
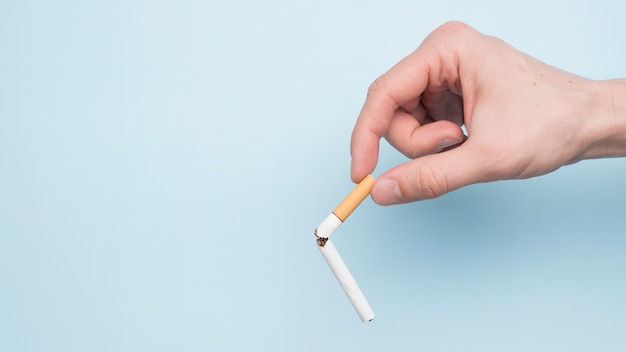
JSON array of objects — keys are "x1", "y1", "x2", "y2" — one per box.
[{"x1": 351, "y1": 21, "x2": 626, "y2": 205}]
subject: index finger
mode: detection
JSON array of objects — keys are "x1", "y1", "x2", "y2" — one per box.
[{"x1": 350, "y1": 49, "x2": 434, "y2": 183}]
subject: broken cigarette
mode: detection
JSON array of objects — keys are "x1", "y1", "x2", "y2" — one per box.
[{"x1": 315, "y1": 175, "x2": 376, "y2": 322}]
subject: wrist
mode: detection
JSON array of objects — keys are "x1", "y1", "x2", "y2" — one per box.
[{"x1": 578, "y1": 79, "x2": 626, "y2": 160}]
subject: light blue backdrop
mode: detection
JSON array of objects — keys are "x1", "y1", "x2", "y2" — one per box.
[{"x1": 1, "y1": 1, "x2": 625, "y2": 351}]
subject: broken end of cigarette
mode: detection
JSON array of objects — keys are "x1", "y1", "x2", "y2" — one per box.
[{"x1": 314, "y1": 213, "x2": 343, "y2": 240}]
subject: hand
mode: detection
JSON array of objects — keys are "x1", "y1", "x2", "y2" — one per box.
[{"x1": 351, "y1": 21, "x2": 626, "y2": 205}]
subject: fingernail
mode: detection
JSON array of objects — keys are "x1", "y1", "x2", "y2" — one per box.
[
  {"x1": 438, "y1": 137, "x2": 463, "y2": 152},
  {"x1": 373, "y1": 179, "x2": 401, "y2": 205}
]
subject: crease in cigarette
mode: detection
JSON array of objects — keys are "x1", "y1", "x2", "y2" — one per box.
[
  {"x1": 314, "y1": 175, "x2": 376, "y2": 322},
  {"x1": 318, "y1": 239, "x2": 375, "y2": 322}
]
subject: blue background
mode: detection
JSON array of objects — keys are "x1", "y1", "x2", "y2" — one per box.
[{"x1": 2, "y1": 1, "x2": 626, "y2": 351}]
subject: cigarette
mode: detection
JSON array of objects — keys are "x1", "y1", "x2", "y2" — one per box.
[
  {"x1": 318, "y1": 239, "x2": 375, "y2": 322},
  {"x1": 314, "y1": 175, "x2": 376, "y2": 242},
  {"x1": 315, "y1": 175, "x2": 376, "y2": 322}
]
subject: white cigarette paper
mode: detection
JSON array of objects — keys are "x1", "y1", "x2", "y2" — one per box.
[
  {"x1": 318, "y1": 239, "x2": 375, "y2": 322},
  {"x1": 314, "y1": 213, "x2": 343, "y2": 239}
]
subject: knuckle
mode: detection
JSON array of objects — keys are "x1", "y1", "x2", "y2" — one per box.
[
  {"x1": 415, "y1": 163, "x2": 449, "y2": 199},
  {"x1": 437, "y1": 20, "x2": 470, "y2": 34},
  {"x1": 367, "y1": 77, "x2": 383, "y2": 98},
  {"x1": 403, "y1": 150, "x2": 420, "y2": 159},
  {"x1": 427, "y1": 21, "x2": 476, "y2": 52}
]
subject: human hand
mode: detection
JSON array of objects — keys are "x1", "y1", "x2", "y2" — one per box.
[{"x1": 351, "y1": 21, "x2": 626, "y2": 205}]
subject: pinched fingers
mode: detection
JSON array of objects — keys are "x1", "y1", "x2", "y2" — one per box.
[{"x1": 351, "y1": 21, "x2": 481, "y2": 184}]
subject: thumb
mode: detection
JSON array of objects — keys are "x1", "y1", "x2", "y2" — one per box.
[{"x1": 371, "y1": 143, "x2": 489, "y2": 204}]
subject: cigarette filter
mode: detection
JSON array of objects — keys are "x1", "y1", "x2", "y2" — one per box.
[
  {"x1": 333, "y1": 174, "x2": 375, "y2": 221},
  {"x1": 315, "y1": 175, "x2": 376, "y2": 322},
  {"x1": 318, "y1": 239, "x2": 375, "y2": 322}
]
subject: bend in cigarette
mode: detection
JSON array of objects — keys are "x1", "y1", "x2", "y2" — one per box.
[
  {"x1": 314, "y1": 213, "x2": 342, "y2": 241},
  {"x1": 318, "y1": 239, "x2": 375, "y2": 322}
]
